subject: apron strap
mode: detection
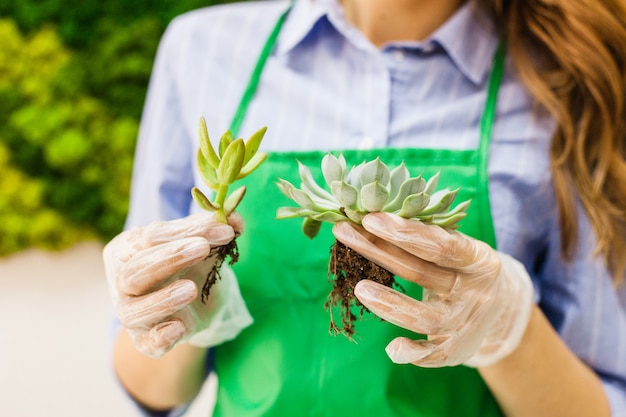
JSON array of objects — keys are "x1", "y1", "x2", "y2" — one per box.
[
  {"x1": 229, "y1": 6, "x2": 291, "y2": 137},
  {"x1": 476, "y1": 42, "x2": 506, "y2": 248}
]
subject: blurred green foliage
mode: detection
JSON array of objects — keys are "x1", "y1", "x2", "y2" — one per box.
[{"x1": 0, "y1": 0, "x2": 245, "y2": 256}]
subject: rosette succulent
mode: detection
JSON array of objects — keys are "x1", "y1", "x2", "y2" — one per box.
[
  {"x1": 192, "y1": 117, "x2": 267, "y2": 301},
  {"x1": 276, "y1": 153, "x2": 471, "y2": 337}
]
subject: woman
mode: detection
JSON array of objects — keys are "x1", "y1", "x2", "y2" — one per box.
[{"x1": 103, "y1": 0, "x2": 626, "y2": 416}]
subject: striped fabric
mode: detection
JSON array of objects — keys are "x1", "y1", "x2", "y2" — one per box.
[{"x1": 121, "y1": 0, "x2": 626, "y2": 415}]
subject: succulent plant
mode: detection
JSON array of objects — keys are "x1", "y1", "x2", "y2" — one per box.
[
  {"x1": 275, "y1": 153, "x2": 471, "y2": 338},
  {"x1": 192, "y1": 116, "x2": 268, "y2": 224},
  {"x1": 192, "y1": 117, "x2": 267, "y2": 302},
  {"x1": 276, "y1": 153, "x2": 471, "y2": 235}
]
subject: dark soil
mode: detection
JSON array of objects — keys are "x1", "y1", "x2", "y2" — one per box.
[
  {"x1": 326, "y1": 240, "x2": 401, "y2": 338},
  {"x1": 200, "y1": 238, "x2": 239, "y2": 303}
]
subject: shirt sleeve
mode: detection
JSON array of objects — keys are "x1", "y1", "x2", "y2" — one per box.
[
  {"x1": 124, "y1": 15, "x2": 195, "y2": 230},
  {"x1": 536, "y1": 200, "x2": 626, "y2": 416},
  {"x1": 125, "y1": 392, "x2": 189, "y2": 417},
  {"x1": 109, "y1": 16, "x2": 204, "y2": 417},
  {"x1": 604, "y1": 377, "x2": 626, "y2": 417}
]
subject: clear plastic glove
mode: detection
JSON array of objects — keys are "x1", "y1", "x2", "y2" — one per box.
[
  {"x1": 332, "y1": 212, "x2": 533, "y2": 368},
  {"x1": 103, "y1": 212, "x2": 253, "y2": 358}
]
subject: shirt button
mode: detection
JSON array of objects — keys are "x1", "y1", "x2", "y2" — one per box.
[
  {"x1": 392, "y1": 50, "x2": 404, "y2": 61},
  {"x1": 422, "y1": 43, "x2": 435, "y2": 53},
  {"x1": 358, "y1": 136, "x2": 375, "y2": 149}
]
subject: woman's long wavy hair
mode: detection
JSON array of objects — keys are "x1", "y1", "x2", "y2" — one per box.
[{"x1": 480, "y1": 0, "x2": 626, "y2": 284}]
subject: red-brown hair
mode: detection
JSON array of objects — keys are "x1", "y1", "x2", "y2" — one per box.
[{"x1": 480, "y1": 0, "x2": 626, "y2": 283}]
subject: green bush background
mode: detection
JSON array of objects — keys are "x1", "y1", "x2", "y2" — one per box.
[{"x1": 0, "y1": 0, "x2": 245, "y2": 256}]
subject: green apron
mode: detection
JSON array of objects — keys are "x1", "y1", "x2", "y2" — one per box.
[{"x1": 213, "y1": 8, "x2": 505, "y2": 416}]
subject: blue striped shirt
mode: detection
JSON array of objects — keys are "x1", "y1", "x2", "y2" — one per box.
[{"x1": 122, "y1": 0, "x2": 626, "y2": 415}]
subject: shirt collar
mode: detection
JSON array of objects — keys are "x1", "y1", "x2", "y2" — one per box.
[
  {"x1": 274, "y1": 0, "x2": 331, "y2": 55},
  {"x1": 430, "y1": 2, "x2": 500, "y2": 85},
  {"x1": 275, "y1": 0, "x2": 500, "y2": 85}
]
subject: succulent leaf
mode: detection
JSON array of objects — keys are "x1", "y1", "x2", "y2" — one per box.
[
  {"x1": 360, "y1": 181, "x2": 389, "y2": 212},
  {"x1": 343, "y1": 207, "x2": 367, "y2": 224},
  {"x1": 345, "y1": 161, "x2": 365, "y2": 189},
  {"x1": 198, "y1": 117, "x2": 221, "y2": 169},
  {"x1": 218, "y1": 130, "x2": 235, "y2": 158},
  {"x1": 322, "y1": 153, "x2": 344, "y2": 187},
  {"x1": 197, "y1": 150, "x2": 220, "y2": 191},
  {"x1": 279, "y1": 179, "x2": 339, "y2": 211},
  {"x1": 311, "y1": 211, "x2": 347, "y2": 223},
  {"x1": 276, "y1": 178, "x2": 297, "y2": 199},
  {"x1": 431, "y1": 212, "x2": 467, "y2": 228},
  {"x1": 360, "y1": 157, "x2": 390, "y2": 187},
  {"x1": 397, "y1": 192, "x2": 430, "y2": 218},
  {"x1": 301, "y1": 181, "x2": 335, "y2": 204},
  {"x1": 330, "y1": 180, "x2": 359, "y2": 209},
  {"x1": 383, "y1": 176, "x2": 425, "y2": 212},
  {"x1": 223, "y1": 185, "x2": 247, "y2": 217},
  {"x1": 276, "y1": 206, "x2": 319, "y2": 219},
  {"x1": 238, "y1": 152, "x2": 268, "y2": 180},
  {"x1": 217, "y1": 139, "x2": 246, "y2": 185},
  {"x1": 432, "y1": 199, "x2": 472, "y2": 219},
  {"x1": 191, "y1": 187, "x2": 219, "y2": 211},
  {"x1": 291, "y1": 188, "x2": 325, "y2": 210},
  {"x1": 424, "y1": 171, "x2": 440, "y2": 195},
  {"x1": 338, "y1": 154, "x2": 347, "y2": 173},
  {"x1": 302, "y1": 217, "x2": 323, "y2": 239},
  {"x1": 389, "y1": 162, "x2": 409, "y2": 198},
  {"x1": 243, "y1": 126, "x2": 267, "y2": 165},
  {"x1": 299, "y1": 161, "x2": 335, "y2": 201},
  {"x1": 420, "y1": 188, "x2": 459, "y2": 216}
]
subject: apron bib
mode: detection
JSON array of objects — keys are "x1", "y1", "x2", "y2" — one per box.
[{"x1": 213, "y1": 7, "x2": 505, "y2": 416}]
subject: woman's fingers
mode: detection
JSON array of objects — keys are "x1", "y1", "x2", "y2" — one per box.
[
  {"x1": 333, "y1": 221, "x2": 458, "y2": 293},
  {"x1": 354, "y1": 280, "x2": 451, "y2": 335},
  {"x1": 385, "y1": 337, "x2": 441, "y2": 364},
  {"x1": 226, "y1": 212, "x2": 245, "y2": 235},
  {"x1": 385, "y1": 336, "x2": 462, "y2": 366},
  {"x1": 115, "y1": 213, "x2": 236, "y2": 258},
  {"x1": 130, "y1": 319, "x2": 187, "y2": 359},
  {"x1": 361, "y1": 212, "x2": 485, "y2": 269},
  {"x1": 385, "y1": 334, "x2": 473, "y2": 367},
  {"x1": 117, "y1": 237, "x2": 211, "y2": 296},
  {"x1": 141, "y1": 213, "x2": 237, "y2": 247},
  {"x1": 117, "y1": 279, "x2": 198, "y2": 330}
]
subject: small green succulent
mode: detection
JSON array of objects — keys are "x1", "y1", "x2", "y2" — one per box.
[
  {"x1": 191, "y1": 117, "x2": 267, "y2": 302},
  {"x1": 275, "y1": 153, "x2": 471, "y2": 236},
  {"x1": 192, "y1": 117, "x2": 267, "y2": 223},
  {"x1": 275, "y1": 153, "x2": 472, "y2": 337}
]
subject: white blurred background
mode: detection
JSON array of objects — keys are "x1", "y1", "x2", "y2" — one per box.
[{"x1": 0, "y1": 241, "x2": 216, "y2": 417}]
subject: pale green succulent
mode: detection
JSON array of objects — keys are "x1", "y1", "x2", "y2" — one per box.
[
  {"x1": 276, "y1": 153, "x2": 471, "y2": 238},
  {"x1": 192, "y1": 117, "x2": 267, "y2": 223}
]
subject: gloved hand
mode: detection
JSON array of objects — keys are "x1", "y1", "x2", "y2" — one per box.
[
  {"x1": 332, "y1": 212, "x2": 534, "y2": 368},
  {"x1": 103, "y1": 212, "x2": 253, "y2": 358}
]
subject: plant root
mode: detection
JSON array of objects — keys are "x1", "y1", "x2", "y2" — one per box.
[
  {"x1": 326, "y1": 240, "x2": 401, "y2": 339},
  {"x1": 201, "y1": 238, "x2": 239, "y2": 303}
]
